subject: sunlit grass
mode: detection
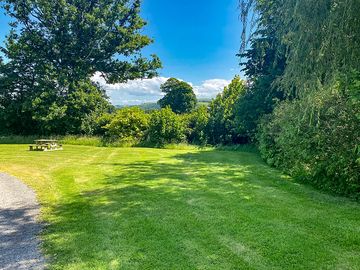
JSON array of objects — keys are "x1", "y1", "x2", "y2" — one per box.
[{"x1": 0, "y1": 145, "x2": 359, "y2": 269}]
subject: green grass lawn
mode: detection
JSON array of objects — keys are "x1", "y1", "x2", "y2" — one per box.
[{"x1": 0, "y1": 145, "x2": 359, "y2": 269}]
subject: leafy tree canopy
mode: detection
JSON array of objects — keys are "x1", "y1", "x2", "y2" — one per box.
[
  {"x1": 239, "y1": 0, "x2": 360, "y2": 94},
  {"x1": 0, "y1": 0, "x2": 161, "y2": 135},
  {"x1": 1, "y1": 0, "x2": 161, "y2": 83},
  {"x1": 158, "y1": 78, "x2": 197, "y2": 114}
]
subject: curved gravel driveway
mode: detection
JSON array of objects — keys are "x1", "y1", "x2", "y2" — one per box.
[{"x1": 0, "y1": 173, "x2": 45, "y2": 270}]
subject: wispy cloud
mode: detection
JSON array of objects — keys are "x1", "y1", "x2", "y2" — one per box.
[{"x1": 92, "y1": 73, "x2": 231, "y2": 105}]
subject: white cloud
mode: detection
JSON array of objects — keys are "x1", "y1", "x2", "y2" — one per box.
[
  {"x1": 92, "y1": 73, "x2": 168, "y2": 105},
  {"x1": 193, "y1": 79, "x2": 231, "y2": 99},
  {"x1": 92, "y1": 73, "x2": 231, "y2": 105}
]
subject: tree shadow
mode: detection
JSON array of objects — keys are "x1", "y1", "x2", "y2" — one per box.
[{"x1": 43, "y1": 149, "x2": 360, "y2": 269}]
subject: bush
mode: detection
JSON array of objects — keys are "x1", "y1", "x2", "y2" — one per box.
[
  {"x1": 91, "y1": 113, "x2": 113, "y2": 136},
  {"x1": 257, "y1": 83, "x2": 360, "y2": 198},
  {"x1": 147, "y1": 107, "x2": 186, "y2": 146},
  {"x1": 185, "y1": 105, "x2": 209, "y2": 145},
  {"x1": 104, "y1": 107, "x2": 149, "y2": 145}
]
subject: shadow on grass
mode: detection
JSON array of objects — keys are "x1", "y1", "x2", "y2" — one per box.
[{"x1": 43, "y1": 149, "x2": 360, "y2": 269}]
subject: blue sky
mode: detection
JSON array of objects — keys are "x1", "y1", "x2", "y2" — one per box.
[
  {"x1": 141, "y1": 0, "x2": 242, "y2": 84},
  {"x1": 0, "y1": 0, "x2": 243, "y2": 105}
]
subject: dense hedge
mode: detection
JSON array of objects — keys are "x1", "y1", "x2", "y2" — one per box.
[{"x1": 257, "y1": 85, "x2": 360, "y2": 198}]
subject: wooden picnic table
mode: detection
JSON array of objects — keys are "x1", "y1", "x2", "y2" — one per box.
[{"x1": 30, "y1": 139, "x2": 63, "y2": 151}]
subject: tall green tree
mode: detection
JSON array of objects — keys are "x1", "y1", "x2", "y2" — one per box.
[
  {"x1": 207, "y1": 76, "x2": 246, "y2": 145},
  {"x1": 1, "y1": 0, "x2": 161, "y2": 83},
  {"x1": 0, "y1": 0, "x2": 161, "y2": 134},
  {"x1": 240, "y1": 0, "x2": 360, "y2": 197},
  {"x1": 235, "y1": 0, "x2": 288, "y2": 141},
  {"x1": 158, "y1": 78, "x2": 197, "y2": 114},
  {"x1": 240, "y1": 0, "x2": 360, "y2": 94},
  {"x1": 278, "y1": 0, "x2": 360, "y2": 93}
]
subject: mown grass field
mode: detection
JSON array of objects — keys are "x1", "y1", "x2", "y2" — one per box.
[{"x1": 0, "y1": 144, "x2": 359, "y2": 269}]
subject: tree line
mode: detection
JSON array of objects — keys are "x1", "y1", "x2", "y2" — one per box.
[
  {"x1": 0, "y1": 0, "x2": 359, "y2": 198},
  {"x1": 237, "y1": 0, "x2": 360, "y2": 198}
]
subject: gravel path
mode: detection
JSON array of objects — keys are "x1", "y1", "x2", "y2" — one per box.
[{"x1": 0, "y1": 173, "x2": 45, "y2": 270}]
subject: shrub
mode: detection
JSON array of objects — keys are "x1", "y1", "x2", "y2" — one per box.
[
  {"x1": 147, "y1": 107, "x2": 186, "y2": 146},
  {"x1": 91, "y1": 113, "x2": 113, "y2": 136},
  {"x1": 104, "y1": 107, "x2": 149, "y2": 144},
  {"x1": 185, "y1": 105, "x2": 209, "y2": 145},
  {"x1": 257, "y1": 83, "x2": 360, "y2": 198}
]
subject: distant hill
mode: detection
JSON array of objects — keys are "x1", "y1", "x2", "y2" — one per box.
[
  {"x1": 115, "y1": 102, "x2": 160, "y2": 111},
  {"x1": 197, "y1": 98, "x2": 212, "y2": 107},
  {"x1": 115, "y1": 98, "x2": 213, "y2": 111},
  {"x1": 137, "y1": 102, "x2": 161, "y2": 111}
]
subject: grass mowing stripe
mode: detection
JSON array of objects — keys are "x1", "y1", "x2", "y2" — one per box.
[{"x1": 0, "y1": 145, "x2": 359, "y2": 269}]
